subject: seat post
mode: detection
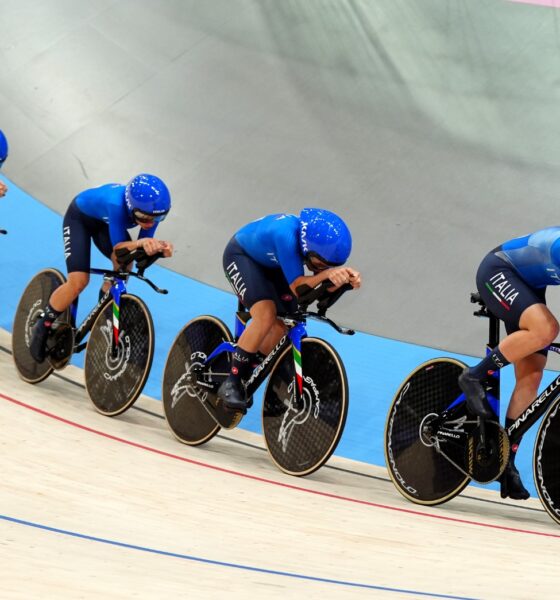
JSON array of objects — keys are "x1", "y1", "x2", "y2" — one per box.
[{"x1": 488, "y1": 311, "x2": 500, "y2": 350}]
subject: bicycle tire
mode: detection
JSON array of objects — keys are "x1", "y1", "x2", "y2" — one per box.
[
  {"x1": 12, "y1": 268, "x2": 67, "y2": 384},
  {"x1": 384, "y1": 357, "x2": 471, "y2": 505},
  {"x1": 262, "y1": 337, "x2": 348, "y2": 477},
  {"x1": 534, "y1": 398, "x2": 560, "y2": 525},
  {"x1": 162, "y1": 316, "x2": 233, "y2": 446},
  {"x1": 84, "y1": 294, "x2": 154, "y2": 416}
]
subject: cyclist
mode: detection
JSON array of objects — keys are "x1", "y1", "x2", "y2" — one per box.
[
  {"x1": 0, "y1": 129, "x2": 8, "y2": 198},
  {"x1": 218, "y1": 208, "x2": 361, "y2": 413},
  {"x1": 29, "y1": 173, "x2": 174, "y2": 363},
  {"x1": 459, "y1": 227, "x2": 560, "y2": 500}
]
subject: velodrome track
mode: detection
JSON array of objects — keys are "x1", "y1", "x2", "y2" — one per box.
[
  {"x1": 4, "y1": 1, "x2": 560, "y2": 597},
  {"x1": 1, "y1": 327, "x2": 558, "y2": 600}
]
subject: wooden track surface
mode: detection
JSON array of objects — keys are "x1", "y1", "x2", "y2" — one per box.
[{"x1": 1, "y1": 329, "x2": 558, "y2": 599}]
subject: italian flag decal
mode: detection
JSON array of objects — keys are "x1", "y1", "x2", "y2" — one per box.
[
  {"x1": 485, "y1": 282, "x2": 511, "y2": 311},
  {"x1": 112, "y1": 301, "x2": 120, "y2": 345},
  {"x1": 293, "y1": 345, "x2": 303, "y2": 396}
]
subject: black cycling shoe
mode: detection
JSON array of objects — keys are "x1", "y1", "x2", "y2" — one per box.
[
  {"x1": 29, "y1": 319, "x2": 51, "y2": 364},
  {"x1": 500, "y1": 460, "x2": 530, "y2": 500},
  {"x1": 458, "y1": 368, "x2": 494, "y2": 419},
  {"x1": 218, "y1": 378, "x2": 251, "y2": 414}
]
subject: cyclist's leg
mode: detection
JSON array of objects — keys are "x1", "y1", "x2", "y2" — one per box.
[
  {"x1": 500, "y1": 349, "x2": 547, "y2": 500},
  {"x1": 506, "y1": 352, "x2": 547, "y2": 421},
  {"x1": 30, "y1": 200, "x2": 91, "y2": 362},
  {"x1": 259, "y1": 318, "x2": 287, "y2": 355},
  {"x1": 459, "y1": 252, "x2": 553, "y2": 417},
  {"x1": 219, "y1": 238, "x2": 282, "y2": 410},
  {"x1": 500, "y1": 303, "x2": 558, "y2": 362},
  {"x1": 257, "y1": 267, "x2": 297, "y2": 355},
  {"x1": 92, "y1": 224, "x2": 124, "y2": 298}
]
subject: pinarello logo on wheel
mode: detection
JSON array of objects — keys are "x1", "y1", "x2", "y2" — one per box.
[
  {"x1": 100, "y1": 320, "x2": 132, "y2": 381},
  {"x1": 171, "y1": 351, "x2": 208, "y2": 409},
  {"x1": 278, "y1": 376, "x2": 320, "y2": 452},
  {"x1": 232, "y1": 366, "x2": 238, "y2": 375}
]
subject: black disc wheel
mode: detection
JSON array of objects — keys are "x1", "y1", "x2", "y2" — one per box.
[
  {"x1": 85, "y1": 294, "x2": 154, "y2": 416},
  {"x1": 534, "y1": 399, "x2": 560, "y2": 525},
  {"x1": 162, "y1": 316, "x2": 233, "y2": 446},
  {"x1": 262, "y1": 337, "x2": 348, "y2": 477},
  {"x1": 12, "y1": 269, "x2": 68, "y2": 384},
  {"x1": 384, "y1": 358, "x2": 471, "y2": 505}
]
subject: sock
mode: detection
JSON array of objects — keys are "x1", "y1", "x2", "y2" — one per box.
[
  {"x1": 230, "y1": 347, "x2": 257, "y2": 383},
  {"x1": 41, "y1": 303, "x2": 62, "y2": 328},
  {"x1": 469, "y1": 347, "x2": 510, "y2": 380}
]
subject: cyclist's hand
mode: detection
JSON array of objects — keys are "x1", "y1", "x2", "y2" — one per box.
[
  {"x1": 141, "y1": 238, "x2": 165, "y2": 256},
  {"x1": 161, "y1": 241, "x2": 174, "y2": 258},
  {"x1": 325, "y1": 267, "x2": 354, "y2": 289},
  {"x1": 347, "y1": 268, "x2": 361, "y2": 289},
  {"x1": 0, "y1": 181, "x2": 7, "y2": 198}
]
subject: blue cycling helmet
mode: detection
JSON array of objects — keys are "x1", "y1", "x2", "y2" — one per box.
[
  {"x1": 299, "y1": 208, "x2": 352, "y2": 267},
  {"x1": 125, "y1": 173, "x2": 171, "y2": 223},
  {"x1": 0, "y1": 130, "x2": 8, "y2": 167}
]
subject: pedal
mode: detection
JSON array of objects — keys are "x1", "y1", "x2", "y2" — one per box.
[
  {"x1": 47, "y1": 323, "x2": 75, "y2": 370},
  {"x1": 465, "y1": 421, "x2": 509, "y2": 483}
]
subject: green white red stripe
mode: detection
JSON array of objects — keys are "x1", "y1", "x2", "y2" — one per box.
[
  {"x1": 112, "y1": 301, "x2": 120, "y2": 345},
  {"x1": 293, "y1": 346, "x2": 303, "y2": 396},
  {"x1": 485, "y1": 282, "x2": 511, "y2": 311}
]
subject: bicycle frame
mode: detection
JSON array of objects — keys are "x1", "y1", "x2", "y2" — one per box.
[
  {"x1": 204, "y1": 302, "x2": 308, "y2": 404},
  {"x1": 202, "y1": 297, "x2": 354, "y2": 404},
  {"x1": 441, "y1": 295, "x2": 560, "y2": 446},
  {"x1": 61, "y1": 249, "x2": 167, "y2": 357},
  {"x1": 67, "y1": 271, "x2": 128, "y2": 356}
]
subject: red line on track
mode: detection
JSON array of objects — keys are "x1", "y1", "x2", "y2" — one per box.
[{"x1": 2, "y1": 391, "x2": 559, "y2": 540}]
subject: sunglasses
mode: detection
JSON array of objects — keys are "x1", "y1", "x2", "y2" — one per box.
[
  {"x1": 304, "y1": 251, "x2": 341, "y2": 272},
  {"x1": 133, "y1": 209, "x2": 167, "y2": 224}
]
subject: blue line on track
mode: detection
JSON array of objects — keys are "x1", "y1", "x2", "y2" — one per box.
[{"x1": 0, "y1": 514, "x2": 477, "y2": 599}]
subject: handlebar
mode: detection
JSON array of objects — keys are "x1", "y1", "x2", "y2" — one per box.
[
  {"x1": 299, "y1": 311, "x2": 355, "y2": 335},
  {"x1": 288, "y1": 279, "x2": 355, "y2": 335},
  {"x1": 90, "y1": 247, "x2": 168, "y2": 294},
  {"x1": 115, "y1": 246, "x2": 164, "y2": 275},
  {"x1": 296, "y1": 279, "x2": 353, "y2": 313}
]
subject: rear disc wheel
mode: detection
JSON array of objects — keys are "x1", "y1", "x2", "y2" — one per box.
[
  {"x1": 162, "y1": 316, "x2": 233, "y2": 445},
  {"x1": 12, "y1": 269, "x2": 69, "y2": 384},
  {"x1": 384, "y1": 358, "x2": 471, "y2": 505}
]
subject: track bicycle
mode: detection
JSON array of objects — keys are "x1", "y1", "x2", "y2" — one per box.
[
  {"x1": 12, "y1": 248, "x2": 167, "y2": 416},
  {"x1": 162, "y1": 280, "x2": 355, "y2": 476},
  {"x1": 385, "y1": 292, "x2": 560, "y2": 526}
]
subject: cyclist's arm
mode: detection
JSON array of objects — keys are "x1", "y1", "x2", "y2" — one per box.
[
  {"x1": 113, "y1": 238, "x2": 173, "y2": 257},
  {"x1": 290, "y1": 270, "x2": 331, "y2": 296},
  {"x1": 290, "y1": 267, "x2": 361, "y2": 297}
]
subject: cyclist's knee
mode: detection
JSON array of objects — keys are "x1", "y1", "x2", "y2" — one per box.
[
  {"x1": 533, "y1": 318, "x2": 560, "y2": 347},
  {"x1": 67, "y1": 273, "x2": 89, "y2": 295},
  {"x1": 250, "y1": 301, "x2": 278, "y2": 330}
]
